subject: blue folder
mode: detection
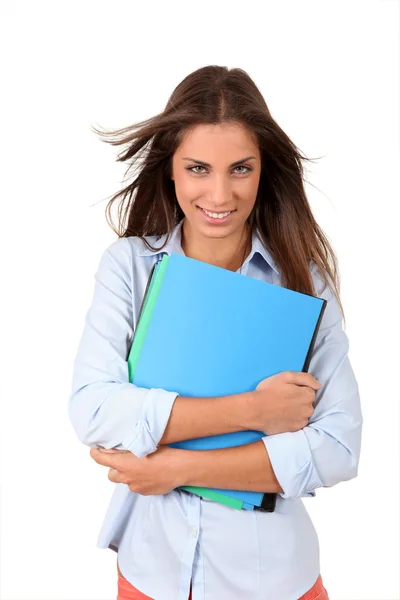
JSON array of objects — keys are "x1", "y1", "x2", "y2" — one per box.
[{"x1": 128, "y1": 252, "x2": 326, "y2": 512}]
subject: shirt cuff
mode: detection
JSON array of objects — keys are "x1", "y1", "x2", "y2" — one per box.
[
  {"x1": 124, "y1": 388, "x2": 179, "y2": 457},
  {"x1": 262, "y1": 430, "x2": 323, "y2": 499}
]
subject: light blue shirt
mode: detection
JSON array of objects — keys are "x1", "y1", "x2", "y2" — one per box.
[{"x1": 68, "y1": 218, "x2": 363, "y2": 600}]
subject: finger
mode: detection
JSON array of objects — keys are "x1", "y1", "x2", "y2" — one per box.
[
  {"x1": 290, "y1": 372, "x2": 321, "y2": 389},
  {"x1": 108, "y1": 467, "x2": 121, "y2": 484},
  {"x1": 90, "y1": 447, "x2": 118, "y2": 467},
  {"x1": 90, "y1": 447, "x2": 133, "y2": 471}
]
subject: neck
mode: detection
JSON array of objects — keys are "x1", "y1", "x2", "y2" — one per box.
[{"x1": 180, "y1": 219, "x2": 252, "y2": 272}]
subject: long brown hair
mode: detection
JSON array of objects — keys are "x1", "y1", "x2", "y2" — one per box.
[{"x1": 91, "y1": 65, "x2": 345, "y2": 326}]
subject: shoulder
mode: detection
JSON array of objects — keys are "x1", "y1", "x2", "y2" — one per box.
[
  {"x1": 98, "y1": 234, "x2": 162, "y2": 292},
  {"x1": 104, "y1": 233, "x2": 159, "y2": 264},
  {"x1": 309, "y1": 260, "x2": 343, "y2": 331}
]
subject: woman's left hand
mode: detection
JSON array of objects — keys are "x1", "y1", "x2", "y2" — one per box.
[{"x1": 89, "y1": 445, "x2": 184, "y2": 496}]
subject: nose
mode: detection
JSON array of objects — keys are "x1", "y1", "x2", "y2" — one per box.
[{"x1": 206, "y1": 175, "x2": 232, "y2": 209}]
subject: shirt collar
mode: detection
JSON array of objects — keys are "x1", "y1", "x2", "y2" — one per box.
[{"x1": 137, "y1": 218, "x2": 280, "y2": 275}]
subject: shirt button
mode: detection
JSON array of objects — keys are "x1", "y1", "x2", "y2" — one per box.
[{"x1": 191, "y1": 527, "x2": 197, "y2": 537}]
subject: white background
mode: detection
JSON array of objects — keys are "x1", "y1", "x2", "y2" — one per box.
[{"x1": 1, "y1": 1, "x2": 399, "y2": 599}]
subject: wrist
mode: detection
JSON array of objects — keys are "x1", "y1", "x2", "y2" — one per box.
[
  {"x1": 169, "y1": 448, "x2": 193, "y2": 487},
  {"x1": 239, "y1": 390, "x2": 260, "y2": 431}
]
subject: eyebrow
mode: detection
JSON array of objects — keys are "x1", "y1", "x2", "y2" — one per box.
[{"x1": 182, "y1": 156, "x2": 257, "y2": 168}]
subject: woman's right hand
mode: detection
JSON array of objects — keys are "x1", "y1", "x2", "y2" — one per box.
[{"x1": 251, "y1": 371, "x2": 322, "y2": 435}]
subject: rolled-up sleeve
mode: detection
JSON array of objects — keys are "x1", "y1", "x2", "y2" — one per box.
[
  {"x1": 67, "y1": 239, "x2": 179, "y2": 458},
  {"x1": 262, "y1": 267, "x2": 363, "y2": 500}
]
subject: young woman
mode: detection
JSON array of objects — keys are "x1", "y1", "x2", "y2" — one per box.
[{"x1": 68, "y1": 65, "x2": 363, "y2": 600}]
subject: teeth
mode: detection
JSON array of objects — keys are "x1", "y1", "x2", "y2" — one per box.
[{"x1": 201, "y1": 208, "x2": 231, "y2": 219}]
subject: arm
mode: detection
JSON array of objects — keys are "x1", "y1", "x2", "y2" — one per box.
[
  {"x1": 175, "y1": 440, "x2": 284, "y2": 493},
  {"x1": 68, "y1": 241, "x2": 256, "y2": 458},
  {"x1": 260, "y1": 266, "x2": 363, "y2": 500},
  {"x1": 68, "y1": 240, "x2": 177, "y2": 458},
  {"x1": 158, "y1": 391, "x2": 257, "y2": 445}
]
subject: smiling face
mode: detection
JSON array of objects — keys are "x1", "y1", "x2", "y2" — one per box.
[{"x1": 170, "y1": 122, "x2": 262, "y2": 246}]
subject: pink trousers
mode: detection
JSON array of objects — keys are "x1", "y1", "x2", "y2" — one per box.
[{"x1": 116, "y1": 559, "x2": 329, "y2": 600}]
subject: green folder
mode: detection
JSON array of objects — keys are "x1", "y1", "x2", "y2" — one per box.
[{"x1": 127, "y1": 255, "x2": 245, "y2": 511}]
